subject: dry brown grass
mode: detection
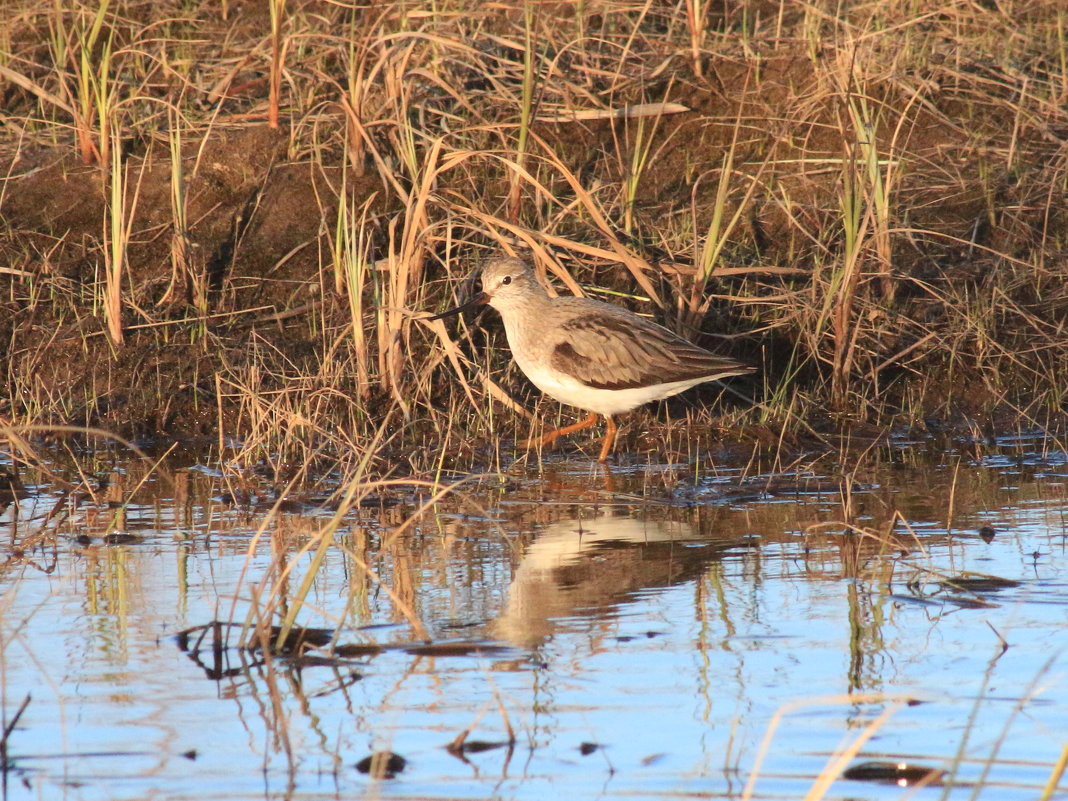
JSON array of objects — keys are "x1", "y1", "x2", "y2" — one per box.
[{"x1": 1, "y1": 0, "x2": 1067, "y2": 471}]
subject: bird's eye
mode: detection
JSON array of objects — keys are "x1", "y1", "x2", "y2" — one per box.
[{"x1": 501, "y1": 275, "x2": 512, "y2": 286}]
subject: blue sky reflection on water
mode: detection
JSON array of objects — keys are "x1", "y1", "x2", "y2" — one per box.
[{"x1": 0, "y1": 445, "x2": 1065, "y2": 801}]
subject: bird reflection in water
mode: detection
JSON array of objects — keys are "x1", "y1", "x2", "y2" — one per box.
[{"x1": 494, "y1": 512, "x2": 740, "y2": 650}]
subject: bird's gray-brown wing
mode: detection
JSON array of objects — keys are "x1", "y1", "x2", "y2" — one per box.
[{"x1": 549, "y1": 311, "x2": 753, "y2": 390}]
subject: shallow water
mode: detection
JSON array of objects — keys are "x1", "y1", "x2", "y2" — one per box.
[{"x1": 1, "y1": 438, "x2": 1066, "y2": 801}]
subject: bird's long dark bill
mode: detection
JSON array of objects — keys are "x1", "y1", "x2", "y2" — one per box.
[{"x1": 426, "y1": 291, "x2": 489, "y2": 320}]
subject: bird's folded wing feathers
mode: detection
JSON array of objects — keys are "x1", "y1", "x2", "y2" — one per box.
[{"x1": 550, "y1": 313, "x2": 751, "y2": 390}]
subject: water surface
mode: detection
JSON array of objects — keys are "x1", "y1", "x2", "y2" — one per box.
[{"x1": 1, "y1": 439, "x2": 1065, "y2": 800}]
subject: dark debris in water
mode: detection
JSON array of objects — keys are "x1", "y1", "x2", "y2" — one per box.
[
  {"x1": 843, "y1": 760, "x2": 945, "y2": 786},
  {"x1": 73, "y1": 532, "x2": 144, "y2": 547},
  {"x1": 246, "y1": 625, "x2": 334, "y2": 654},
  {"x1": 897, "y1": 569, "x2": 1023, "y2": 610},
  {"x1": 175, "y1": 621, "x2": 515, "y2": 681},
  {"x1": 614, "y1": 631, "x2": 664, "y2": 643},
  {"x1": 102, "y1": 533, "x2": 143, "y2": 545},
  {"x1": 446, "y1": 739, "x2": 512, "y2": 755},
  {"x1": 333, "y1": 643, "x2": 385, "y2": 658},
  {"x1": 404, "y1": 642, "x2": 512, "y2": 657},
  {"x1": 355, "y1": 751, "x2": 406, "y2": 779},
  {"x1": 940, "y1": 574, "x2": 1021, "y2": 593},
  {"x1": 445, "y1": 726, "x2": 517, "y2": 765}
]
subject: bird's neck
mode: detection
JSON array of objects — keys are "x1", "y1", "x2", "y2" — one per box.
[{"x1": 495, "y1": 293, "x2": 554, "y2": 349}]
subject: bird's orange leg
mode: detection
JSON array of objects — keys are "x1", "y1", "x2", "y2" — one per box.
[
  {"x1": 597, "y1": 415, "x2": 618, "y2": 463},
  {"x1": 522, "y1": 411, "x2": 599, "y2": 449}
]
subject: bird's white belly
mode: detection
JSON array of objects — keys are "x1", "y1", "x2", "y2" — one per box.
[{"x1": 516, "y1": 357, "x2": 708, "y2": 417}]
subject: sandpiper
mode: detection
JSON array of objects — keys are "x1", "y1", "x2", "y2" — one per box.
[{"x1": 429, "y1": 256, "x2": 754, "y2": 462}]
